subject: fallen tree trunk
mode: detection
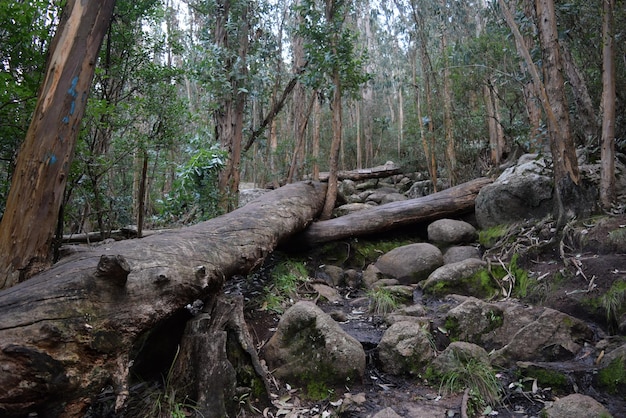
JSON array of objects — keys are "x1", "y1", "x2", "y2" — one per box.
[
  {"x1": 0, "y1": 181, "x2": 327, "y2": 417},
  {"x1": 292, "y1": 177, "x2": 492, "y2": 247},
  {"x1": 317, "y1": 162, "x2": 402, "y2": 182}
]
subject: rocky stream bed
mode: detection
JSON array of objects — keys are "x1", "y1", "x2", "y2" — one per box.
[{"x1": 223, "y1": 214, "x2": 626, "y2": 418}]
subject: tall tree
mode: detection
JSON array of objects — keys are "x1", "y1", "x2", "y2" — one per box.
[
  {"x1": 296, "y1": 0, "x2": 368, "y2": 220},
  {"x1": 499, "y1": 0, "x2": 581, "y2": 227},
  {"x1": 0, "y1": 0, "x2": 116, "y2": 290},
  {"x1": 600, "y1": 0, "x2": 616, "y2": 209}
]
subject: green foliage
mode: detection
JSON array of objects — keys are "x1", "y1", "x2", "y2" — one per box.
[
  {"x1": 600, "y1": 281, "x2": 626, "y2": 327},
  {"x1": 294, "y1": 0, "x2": 370, "y2": 96},
  {"x1": 262, "y1": 260, "x2": 309, "y2": 313},
  {"x1": 478, "y1": 225, "x2": 510, "y2": 249},
  {"x1": 368, "y1": 287, "x2": 400, "y2": 315},
  {"x1": 598, "y1": 357, "x2": 626, "y2": 394},
  {"x1": 436, "y1": 355, "x2": 501, "y2": 414},
  {"x1": 160, "y1": 143, "x2": 227, "y2": 222}
]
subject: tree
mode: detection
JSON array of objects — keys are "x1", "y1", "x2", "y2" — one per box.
[
  {"x1": 295, "y1": 0, "x2": 368, "y2": 219},
  {"x1": 499, "y1": 0, "x2": 582, "y2": 228},
  {"x1": 0, "y1": 0, "x2": 117, "y2": 290},
  {"x1": 600, "y1": 0, "x2": 616, "y2": 210}
]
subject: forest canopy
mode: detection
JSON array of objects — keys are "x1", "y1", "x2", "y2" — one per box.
[{"x1": 0, "y1": 0, "x2": 624, "y2": 235}]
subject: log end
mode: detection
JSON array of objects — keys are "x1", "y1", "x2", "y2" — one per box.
[{"x1": 95, "y1": 255, "x2": 130, "y2": 287}]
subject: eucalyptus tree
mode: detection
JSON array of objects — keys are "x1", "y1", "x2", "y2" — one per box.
[
  {"x1": 0, "y1": 0, "x2": 62, "y2": 210},
  {"x1": 0, "y1": 0, "x2": 116, "y2": 289},
  {"x1": 295, "y1": 0, "x2": 369, "y2": 219}
]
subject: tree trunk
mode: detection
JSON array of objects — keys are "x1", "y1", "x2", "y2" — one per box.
[
  {"x1": 317, "y1": 162, "x2": 401, "y2": 182},
  {"x1": 294, "y1": 177, "x2": 492, "y2": 247},
  {"x1": 0, "y1": 0, "x2": 116, "y2": 290},
  {"x1": 600, "y1": 0, "x2": 616, "y2": 210},
  {"x1": 535, "y1": 0, "x2": 581, "y2": 227},
  {"x1": 441, "y1": 0, "x2": 456, "y2": 185},
  {"x1": 0, "y1": 181, "x2": 327, "y2": 417}
]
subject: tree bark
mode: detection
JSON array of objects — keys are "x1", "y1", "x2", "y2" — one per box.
[
  {"x1": 294, "y1": 177, "x2": 492, "y2": 247},
  {"x1": 0, "y1": 0, "x2": 117, "y2": 290},
  {"x1": 600, "y1": 0, "x2": 616, "y2": 210},
  {"x1": 0, "y1": 181, "x2": 327, "y2": 417},
  {"x1": 317, "y1": 162, "x2": 402, "y2": 182}
]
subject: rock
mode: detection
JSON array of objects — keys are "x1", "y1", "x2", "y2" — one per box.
[
  {"x1": 369, "y1": 407, "x2": 403, "y2": 418},
  {"x1": 598, "y1": 343, "x2": 626, "y2": 394},
  {"x1": 344, "y1": 269, "x2": 361, "y2": 288},
  {"x1": 443, "y1": 246, "x2": 481, "y2": 264},
  {"x1": 490, "y1": 307, "x2": 594, "y2": 366},
  {"x1": 541, "y1": 393, "x2": 613, "y2": 418},
  {"x1": 363, "y1": 264, "x2": 384, "y2": 288},
  {"x1": 475, "y1": 156, "x2": 554, "y2": 229},
  {"x1": 431, "y1": 341, "x2": 491, "y2": 374},
  {"x1": 310, "y1": 283, "x2": 342, "y2": 303},
  {"x1": 421, "y1": 259, "x2": 493, "y2": 298},
  {"x1": 374, "y1": 243, "x2": 443, "y2": 285},
  {"x1": 427, "y1": 219, "x2": 478, "y2": 245},
  {"x1": 445, "y1": 297, "x2": 504, "y2": 346},
  {"x1": 339, "y1": 179, "x2": 357, "y2": 199},
  {"x1": 260, "y1": 301, "x2": 366, "y2": 394},
  {"x1": 377, "y1": 321, "x2": 435, "y2": 376},
  {"x1": 366, "y1": 187, "x2": 405, "y2": 204},
  {"x1": 316, "y1": 264, "x2": 344, "y2": 286},
  {"x1": 334, "y1": 202, "x2": 373, "y2": 217}
]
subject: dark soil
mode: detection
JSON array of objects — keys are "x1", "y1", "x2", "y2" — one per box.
[{"x1": 237, "y1": 214, "x2": 626, "y2": 418}]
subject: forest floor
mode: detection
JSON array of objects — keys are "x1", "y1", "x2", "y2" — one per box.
[{"x1": 239, "y1": 214, "x2": 626, "y2": 418}]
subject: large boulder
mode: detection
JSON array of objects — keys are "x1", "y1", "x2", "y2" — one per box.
[
  {"x1": 443, "y1": 245, "x2": 481, "y2": 264},
  {"x1": 444, "y1": 297, "x2": 504, "y2": 346},
  {"x1": 475, "y1": 155, "x2": 553, "y2": 229},
  {"x1": 541, "y1": 394, "x2": 613, "y2": 418},
  {"x1": 490, "y1": 307, "x2": 594, "y2": 366},
  {"x1": 427, "y1": 219, "x2": 477, "y2": 245},
  {"x1": 374, "y1": 243, "x2": 443, "y2": 285},
  {"x1": 260, "y1": 301, "x2": 366, "y2": 395},
  {"x1": 377, "y1": 321, "x2": 435, "y2": 376},
  {"x1": 420, "y1": 259, "x2": 494, "y2": 298}
]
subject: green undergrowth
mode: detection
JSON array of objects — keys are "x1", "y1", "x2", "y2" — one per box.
[
  {"x1": 426, "y1": 355, "x2": 501, "y2": 416},
  {"x1": 598, "y1": 356, "x2": 626, "y2": 394},
  {"x1": 315, "y1": 237, "x2": 413, "y2": 268},
  {"x1": 262, "y1": 260, "x2": 309, "y2": 313},
  {"x1": 367, "y1": 287, "x2": 400, "y2": 315},
  {"x1": 478, "y1": 225, "x2": 511, "y2": 249}
]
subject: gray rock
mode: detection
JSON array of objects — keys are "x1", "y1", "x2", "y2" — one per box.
[
  {"x1": 427, "y1": 219, "x2": 477, "y2": 245},
  {"x1": 366, "y1": 187, "x2": 403, "y2": 204},
  {"x1": 475, "y1": 156, "x2": 554, "y2": 229},
  {"x1": 317, "y1": 264, "x2": 344, "y2": 286},
  {"x1": 490, "y1": 307, "x2": 594, "y2": 366},
  {"x1": 374, "y1": 243, "x2": 443, "y2": 285},
  {"x1": 445, "y1": 297, "x2": 504, "y2": 345},
  {"x1": 443, "y1": 246, "x2": 481, "y2": 264},
  {"x1": 369, "y1": 407, "x2": 403, "y2": 418},
  {"x1": 541, "y1": 394, "x2": 613, "y2": 418},
  {"x1": 363, "y1": 264, "x2": 384, "y2": 288},
  {"x1": 377, "y1": 321, "x2": 435, "y2": 376},
  {"x1": 261, "y1": 301, "x2": 366, "y2": 390},
  {"x1": 334, "y1": 202, "x2": 373, "y2": 217},
  {"x1": 421, "y1": 259, "x2": 490, "y2": 298}
]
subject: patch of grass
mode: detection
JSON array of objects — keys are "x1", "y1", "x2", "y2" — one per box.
[
  {"x1": 368, "y1": 287, "x2": 400, "y2": 315},
  {"x1": 437, "y1": 355, "x2": 501, "y2": 415},
  {"x1": 598, "y1": 357, "x2": 626, "y2": 394},
  {"x1": 478, "y1": 225, "x2": 510, "y2": 249},
  {"x1": 600, "y1": 280, "x2": 626, "y2": 326},
  {"x1": 262, "y1": 260, "x2": 309, "y2": 313}
]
